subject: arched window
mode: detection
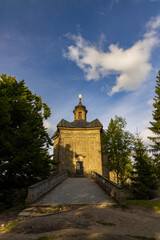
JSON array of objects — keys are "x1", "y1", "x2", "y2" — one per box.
[{"x1": 78, "y1": 112, "x2": 82, "y2": 120}]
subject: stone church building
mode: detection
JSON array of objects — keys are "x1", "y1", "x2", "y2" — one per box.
[{"x1": 52, "y1": 95, "x2": 108, "y2": 176}]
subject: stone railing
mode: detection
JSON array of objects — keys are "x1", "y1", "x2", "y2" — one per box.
[
  {"x1": 26, "y1": 172, "x2": 68, "y2": 204},
  {"x1": 91, "y1": 171, "x2": 126, "y2": 204}
]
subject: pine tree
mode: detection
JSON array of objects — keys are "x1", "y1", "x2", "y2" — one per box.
[
  {"x1": 148, "y1": 71, "x2": 160, "y2": 177},
  {"x1": 132, "y1": 135, "x2": 158, "y2": 199}
]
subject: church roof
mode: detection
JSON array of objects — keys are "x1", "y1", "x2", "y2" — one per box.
[
  {"x1": 52, "y1": 129, "x2": 58, "y2": 139},
  {"x1": 73, "y1": 100, "x2": 88, "y2": 113},
  {"x1": 75, "y1": 101, "x2": 85, "y2": 108},
  {"x1": 86, "y1": 119, "x2": 103, "y2": 128},
  {"x1": 57, "y1": 119, "x2": 73, "y2": 127},
  {"x1": 52, "y1": 118, "x2": 103, "y2": 139},
  {"x1": 57, "y1": 118, "x2": 102, "y2": 128}
]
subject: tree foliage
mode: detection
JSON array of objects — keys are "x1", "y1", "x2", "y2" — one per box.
[
  {"x1": 102, "y1": 116, "x2": 133, "y2": 185},
  {"x1": 0, "y1": 74, "x2": 53, "y2": 209},
  {"x1": 148, "y1": 71, "x2": 160, "y2": 177},
  {"x1": 132, "y1": 135, "x2": 158, "y2": 199}
]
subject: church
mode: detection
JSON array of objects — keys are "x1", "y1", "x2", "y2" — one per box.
[{"x1": 52, "y1": 95, "x2": 108, "y2": 177}]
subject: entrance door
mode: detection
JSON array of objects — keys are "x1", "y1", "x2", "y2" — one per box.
[{"x1": 76, "y1": 161, "x2": 83, "y2": 175}]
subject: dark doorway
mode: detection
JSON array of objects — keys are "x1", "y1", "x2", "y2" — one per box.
[{"x1": 76, "y1": 161, "x2": 83, "y2": 175}]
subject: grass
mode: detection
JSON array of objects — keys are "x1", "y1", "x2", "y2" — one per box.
[
  {"x1": 0, "y1": 220, "x2": 19, "y2": 233},
  {"x1": 126, "y1": 200, "x2": 160, "y2": 211},
  {"x1": 96, "y1": 220, "x2": 116, "y2": 226},
  {"x1": 34, "y1": 205, "x2": 68, "y2": 215},
  {"x1": 127, "y1": 235, "x2": 156, "y2": 240},
  {"x1": 35, "y1": 234, "x2": 87, "y2": 240},
  {"x1": 34, "y1": 234, "x2": 157, "y2": 240},
  {"x1": 53, "y1": 205, "x2": 64, "y2": 213}
]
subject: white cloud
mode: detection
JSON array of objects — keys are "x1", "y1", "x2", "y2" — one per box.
[
  {"x1": 140, "y1": 128, "x2": 156, "y2": 145},
  {"x1": 147, "y1": 15, "x2": 160, "y2": 30},
  {"x1": 43, "y1": 120, "x2": 54, "y2": 137},
  {"x1": 147, "y1": 99, "x2": 154, "y2": 106},
  {"x1": 109, "y1": 0, "x2": 120, "y2": 8},
  {"x1": 64, "y1": 15, "x2": 160, "y2": 95}
]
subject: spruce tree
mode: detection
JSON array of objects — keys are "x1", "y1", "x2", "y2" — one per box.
[
  {"x1": 132, "y1": 135, "x2": 158, "y2": 199},
  {"x1": 102, "y1": 116, "x2": 133, "y2": 185},
  {"x1": 148, "y1": 71, "x2": 160, "y2": 177}
]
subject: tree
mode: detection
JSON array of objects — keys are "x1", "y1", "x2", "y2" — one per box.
[
  {"x1": 102, "y1": 116, "x2": 133, "y2": 185},
  {"x1": 148, "y1": 71, "x2": 160, "y2": 178},
  {"x1": 0, "y1": 74, "x2": 53, "y2": 208},
  {"x1": 132, "y1": 135, "x2": 158, "y2": 199}
]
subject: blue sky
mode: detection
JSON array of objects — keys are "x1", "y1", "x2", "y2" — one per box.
[{"x1": 1, "y1": 0, "x2": 160, "y2": 144}]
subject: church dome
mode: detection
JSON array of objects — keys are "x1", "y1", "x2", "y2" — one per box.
[{"x1": 73, "y1": 94, "x2": 88, "y2": 121}]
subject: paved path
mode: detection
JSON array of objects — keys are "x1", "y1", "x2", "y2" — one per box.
[{"x1": 37, "y1": 177, "x2": 115, "y2": 205}]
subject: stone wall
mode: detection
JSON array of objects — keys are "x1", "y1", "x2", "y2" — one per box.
[
  {"x1": 102, "y1": 153, "x2": 109, "y2": 178},
  {"x1": 54, "y1": 128, "x2": 102, "y2": 176},
  {"x1": 91, "y1": 171, "x2": 126, "y2": 204},
  {"x1": 25, "y1": 172, "x2": 68, "y2": 204}
]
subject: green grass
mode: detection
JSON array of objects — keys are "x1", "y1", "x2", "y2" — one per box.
[
  {"x1": 96, "y1": 220, "x2": 116, "y2": 226},
  {"x1": 127, "y1": 235, "x2": 156, "y2": 240},
  {"x1": 34, "y1": 205, "x2": 68, "y2": 214},
  {"x1": 52, "y1": 205, "x2": 64, "y2": 213},
  {"x1": 126, "y1": 200, "x2": 160, "y2": 211},
  {"x1": 0, "y1": 220, "x2": 19, "y2": 233}
]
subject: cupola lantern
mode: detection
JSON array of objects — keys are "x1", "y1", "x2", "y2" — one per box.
[{"x1": 73, "y1": 94, "x2": 88, "y2": 121}]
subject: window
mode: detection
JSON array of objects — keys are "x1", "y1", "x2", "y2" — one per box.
[{"x1": 78, "y1": 112, "x2": 82, "y2": 120}]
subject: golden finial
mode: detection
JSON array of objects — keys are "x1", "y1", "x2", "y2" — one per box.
[{"x1": 79, "y1": 94, "x2": 82, "y2": 102}]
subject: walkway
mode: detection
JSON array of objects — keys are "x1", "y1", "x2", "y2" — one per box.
[{"x1": 37, "y1": 177, "x2": 115, "y2": 205}]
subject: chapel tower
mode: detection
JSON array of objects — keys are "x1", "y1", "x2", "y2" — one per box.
[
  {"x1": 52, "y1": 95, "x2": 107, "y2": 176},
  {"x1": 73, "y1": 94, "x2": 88, "y2": 121}
]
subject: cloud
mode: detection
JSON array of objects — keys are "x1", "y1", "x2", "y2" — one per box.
[
  {"x1": 147, "y1": 15, "x2": 160, "y2": 30},
  {"x1": 140, "y1": 128, "x2": 156, "y2": 145},
  {"x1": 147, "y1": 99, "x2": 154, "y2": 106},
  {"x1": 43, "y1": 120, "x2": 54, "y2": 137},
  {"x1": 109, "y1": 0, "x2": 120, "y2": 9},
  {"x1": 64, "y1": 15, "x2": 160, "y2": 95}
]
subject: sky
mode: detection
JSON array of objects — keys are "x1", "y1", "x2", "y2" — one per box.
[{"x1": 0, "y1": 0, "x2": 160, "y2": 145}]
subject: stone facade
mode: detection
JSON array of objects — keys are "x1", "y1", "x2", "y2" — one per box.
[{"x1": 52, "y1": 96, "x2": 108, "y2": 176}]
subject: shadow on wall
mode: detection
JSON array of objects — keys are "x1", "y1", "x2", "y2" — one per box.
[
  {"x1": 53, "y1": 140, "x2": 77, "y2": 175},
  {"x1": 53, "y1": 137, "x2": 88, "y2": 176}
]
